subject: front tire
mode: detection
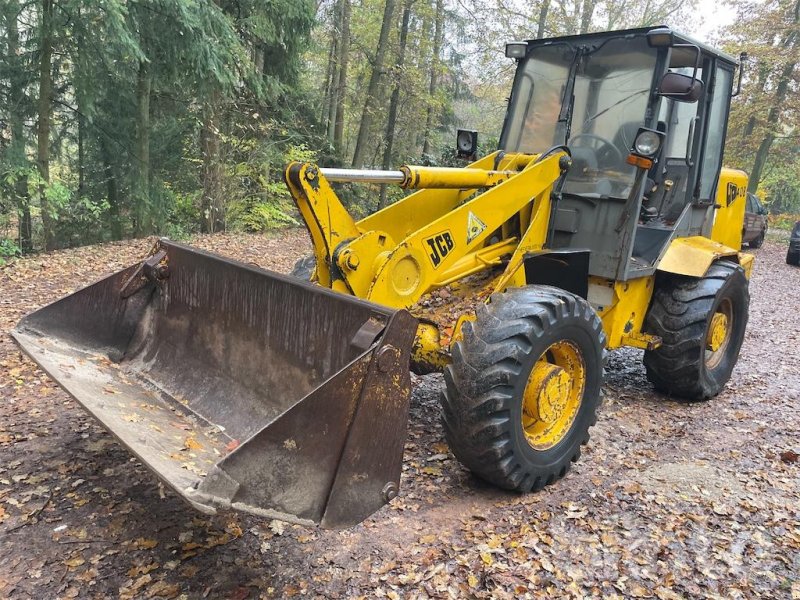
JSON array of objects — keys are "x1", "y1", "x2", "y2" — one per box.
[
  {"x1": 787, "y1": 248, "x2": 800, "y2": 266},
  {"x1": 441, "y1": 286, "x2": 606, "y2": 492},
  {"x1": 749, "y1": 231, "x2": 765, "y2": 248},
  {"x1": 643, "y1": 260, "x2": 749, "y2": 401}
]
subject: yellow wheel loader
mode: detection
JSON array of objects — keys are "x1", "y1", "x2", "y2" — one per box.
[{"x1": 13, "y1": 26, "x2": 754, "y2": 528}]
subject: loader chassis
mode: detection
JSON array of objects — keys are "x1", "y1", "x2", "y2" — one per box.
[
  {"x1": 283, "y1": 27, "x2": 752, "y2": 489},
  {"x1": 13, "y1": 26, "x2": 753, "y2": 528}
]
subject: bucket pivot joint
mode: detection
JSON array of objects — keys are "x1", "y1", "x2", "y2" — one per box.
[{"x1": 120, "y1": 249, "x2": 170, "y2": 298}]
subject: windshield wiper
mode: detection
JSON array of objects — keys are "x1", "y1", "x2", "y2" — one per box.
[
  {"x1": 581, "y1": 89, "x2": 649, "y2": 128},
  {"x1": 557, "y1": 46, "x2": 588, "y2": 145}
]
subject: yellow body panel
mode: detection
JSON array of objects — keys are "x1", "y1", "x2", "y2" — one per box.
[
  {"x1": 591, "y1": 276, "x2": 658, "y2": 350},
  {"x1": 658, "y1": 236, "x2": 739, "y2": 278},
  {"x1": 711, "y1": 168, "x2": 748, "y2": 249}
]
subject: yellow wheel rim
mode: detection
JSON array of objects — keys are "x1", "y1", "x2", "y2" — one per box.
[
  {"x1": 705, "y1": 299, "x2": 732, "y2": 368},
  {"x1": 521, "y1": 340, "x2": 586, "y2": 451}
]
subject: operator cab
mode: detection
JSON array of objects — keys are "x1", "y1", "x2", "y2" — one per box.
[{"x1": 499, "y1": 27, "x2": 741, "y2": 281}]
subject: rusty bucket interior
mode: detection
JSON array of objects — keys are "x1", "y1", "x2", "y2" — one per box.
[{"x1": 12, "y1": 240, "x2": 417, "y2": 528}]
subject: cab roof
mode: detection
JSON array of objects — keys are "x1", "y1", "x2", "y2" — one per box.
[{"x1": 525, "y1": 26, "x2": 740, "y2": 67}]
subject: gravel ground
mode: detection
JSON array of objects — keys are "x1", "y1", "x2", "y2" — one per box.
[{"x1": 0, "y1": 231, "x2": 798, "y2": 599}]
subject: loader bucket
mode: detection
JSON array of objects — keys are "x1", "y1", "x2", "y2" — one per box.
[{"x1": 12, "y1": 240, "x2": 417, "y2": 528}]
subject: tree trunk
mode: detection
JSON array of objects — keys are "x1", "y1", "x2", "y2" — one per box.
[
  {"x1": 747, "y1": 60, "x2": 795, "y2": 193},
  {"x1": 378, "y1": 0, "x2": 413, "y2": 209},
  {"x1": 101, "y1": 138, "x2": 123, "y2": 241},
  {"x1": 579, "y1": 0, "x2": 595, "y2": 33},
  {"x1": 6, "y1": 3, "x2": 32, "y2": 253},
  {"x1": 351, "y1": 0, "x2": 397, "y2": 168},
  {"x1": 134, "y1": 60, "x2": 152, "y2": 236},
  {"x1": 421, "y1": 0, "x2": 443, "y2": 158},
  {"x1": 748, "y1": 133, "x2": 774, "y2": 195},
  {"x1": 77, "y1": 114, "x2": 85, "y2": 200},
  {"x1": 537, "y1": 0, "x2": 550, "y2": 39},
  {"x1": 742, "y1": 65, "x2": 769, "y2": 138},
  {"x1": 322, "y1": 34, "x2": 336, "y2": 140},
  {"x1": 200, "y1": 92, "x2": 226, "y2": 233},
  {"x1": 37, "y1": 0, "x2": 56, "y2": 250},
  {"x1": 326, "y1": 1, "x2": 341, "y2": 142},
  {"x1": 333, "y1": 0, "x2": 351, "y2": 152},
  {"x1": 747, "y1": 1, "x2": 800, "y2": 193}
]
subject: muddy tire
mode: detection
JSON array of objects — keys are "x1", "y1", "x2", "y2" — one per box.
[
  {"x1": 643, "y1": 260, "x2": 749, "y2": 401},
  {"x1": 787, "y1": 248, "x2": 800, "y2": 266},
  {"x1": 290, "y1": 255, "x2": 316, "y2": 281},
  {"x1": 749, "y1": 231, "x2": 765, "y2": 249},
  {"x1": 441, "y1": 286, "x2": 606, "y2": 492}
]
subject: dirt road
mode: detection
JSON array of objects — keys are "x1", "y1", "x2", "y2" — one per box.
[{"x1": 1, "y1": 232, "x2": 798, "y2": 599}]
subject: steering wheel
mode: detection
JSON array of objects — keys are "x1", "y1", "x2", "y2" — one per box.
[{"x1": 569, "y1": 133, "x2": 624, "y2": 169}]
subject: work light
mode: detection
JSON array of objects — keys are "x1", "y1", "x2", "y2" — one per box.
[
  {"x1": 456, "y1": 129, "x2": 478, "y2": 158},
  {"x1": 505, "y1": 42, "x2": 528, "y2": 60},
  {"x1": 646, "y1": 27, "x2": 674, "y2": 47}
]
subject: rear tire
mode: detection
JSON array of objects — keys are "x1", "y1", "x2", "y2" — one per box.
[
  {"x1": 290, "y1": 255, "x2": 316, "y2": 281},
  {"x1": 441, "y1": 286, "x2": 606, "y2": 492},
  {"x1": 643, "y1": 260, "x2": 749, "y2": 401},
  {"x1": 749, "y1": 231, "x2": 765, "y2": 248},
  {"x1": 788, "y1": 248, "x2": 800, "y2": 266}
]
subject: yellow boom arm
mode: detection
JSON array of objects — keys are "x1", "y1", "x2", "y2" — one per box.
[{"x1": 284, "y1": 151, "x2": 570, "y2": 310}]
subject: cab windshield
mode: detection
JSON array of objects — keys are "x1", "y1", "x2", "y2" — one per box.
[{"x1": 502, "y1": 36, "x2": 659, "y2": 198}]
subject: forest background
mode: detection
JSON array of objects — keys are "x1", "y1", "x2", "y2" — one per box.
[{"x1": 0, "y1": 0, "x2": 798, "y2": 259}]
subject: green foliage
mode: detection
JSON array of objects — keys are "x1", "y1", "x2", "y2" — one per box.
[
  {"x1": 226, "y1": 142, "x2": 316, "y2": 232},
  {"x1": 165, "y1": 190, "x2": 203, "y2": 239},
  {"x1": 768, "y1": 212, "x2": 800, "y2": 231},
  {"x1": 53, "y1": 195, "x2": 112, "y2": 248},
  {"x1": 0, "y1": 238, "x2": 21, "y2": 266},
  {"x1": 227, "y1": 187, "x2": 300, "y2": 232},
  {"x1": 758, "y1": 160, "x2": 800, "y2": 214}
]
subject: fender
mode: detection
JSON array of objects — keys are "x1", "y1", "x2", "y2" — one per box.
[{"x1": 658, "y1": 236, "x2": 754, "y2": 279}]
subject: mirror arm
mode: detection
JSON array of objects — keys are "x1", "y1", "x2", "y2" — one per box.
[
  {"x1": 732, "y1": 52, "x2": 748, "y2": 98},
  {"x1": 670, "y1": 43, "x2": 701, "y2": 98}
]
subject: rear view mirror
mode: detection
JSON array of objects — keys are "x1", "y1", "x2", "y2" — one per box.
[{"x1": 659, "y1": 72, "x2": 703, "y2": 102}]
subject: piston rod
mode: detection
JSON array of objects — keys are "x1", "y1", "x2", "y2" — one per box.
[
  {"x1": 320, "y1": 168, "x2": 406, "y2": 185},
  {"x1": 319, "y1": 166, "x2": 516, "y2": 190}
]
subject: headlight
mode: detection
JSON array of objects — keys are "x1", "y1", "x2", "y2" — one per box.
[{"x1": 634, "y1": 130, "x2": 662, "y2": 156}]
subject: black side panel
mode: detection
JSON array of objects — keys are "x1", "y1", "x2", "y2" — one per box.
[{"x1": 523, "y1": 249, "x2": 591, "y2": 298}]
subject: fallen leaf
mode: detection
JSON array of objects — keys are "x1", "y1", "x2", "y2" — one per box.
[
  {"x1": 64, "y1": 557, "x2": 85, "y2": 569},
  {"x1": 128, "y1": 562, "x2": 159, "y2": 577},
  {"x1": 780, "y1": 450, "x2": 798, "y2": 464},
  {"x1": 147, "y1": 580, "x2": 181, "y2": 598},
  {"x1": 184, "y1": 437, "x2": 203, "y2": 451}
]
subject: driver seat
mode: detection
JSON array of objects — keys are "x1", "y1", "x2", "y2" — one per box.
[{"x1": 613, "y1": 121, "x2": 645, "y2": 156}]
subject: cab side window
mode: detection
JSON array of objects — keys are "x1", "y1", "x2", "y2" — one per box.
[{"x1": 699, "y1": 66, "x2": 733, "y2": 200}]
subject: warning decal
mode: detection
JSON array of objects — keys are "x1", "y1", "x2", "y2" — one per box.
[{"x1": 466, "y1": 211, "x2": 487, "y2": 244}]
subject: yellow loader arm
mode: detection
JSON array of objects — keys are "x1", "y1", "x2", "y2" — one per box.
[{"x1": 284, "y1": 150, "x2": 571, "y2": 311}]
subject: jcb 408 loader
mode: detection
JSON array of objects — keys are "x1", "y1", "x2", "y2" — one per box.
[{"x1": 14, "y1": 27, "x2": 753, "y2": 528}]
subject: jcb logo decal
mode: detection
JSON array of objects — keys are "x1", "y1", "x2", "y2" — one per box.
[
  {"x1": 726, "y1": 182, "x2": 744, "y2": 207},
  {"x1": 425, "y1": 231, "x2": 455, "y2": 268}
]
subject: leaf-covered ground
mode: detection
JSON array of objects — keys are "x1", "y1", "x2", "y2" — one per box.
[{"x1": 0, "y1": 231, "x2": 798, "y2": 599}]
